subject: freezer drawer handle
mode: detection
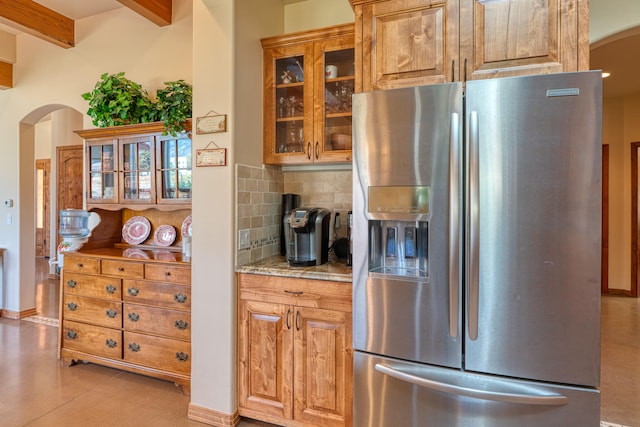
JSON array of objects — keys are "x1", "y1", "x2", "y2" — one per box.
[{"x1": 374, "y1": 363, "x2": 569, "y2": 406}]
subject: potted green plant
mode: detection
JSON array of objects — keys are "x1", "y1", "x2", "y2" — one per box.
[
  {"x1": 154, "y1": 79, "x2": 193, "y2": 136},
  {"x1": 81, "y1": 72, "x2": 155, "y2": 127},
  {"x1": 82, "y1": 73, "x2": 192, "y2": 135}
]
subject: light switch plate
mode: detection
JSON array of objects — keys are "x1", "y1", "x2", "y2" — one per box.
[{"x1": 239, "y1": 229, "x2": 251, "y2": 250}]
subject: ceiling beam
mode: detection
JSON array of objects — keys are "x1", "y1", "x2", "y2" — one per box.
[
  {"x1": 0, "y1": 61, "x2": 12, "y2": 89},
  {"x1": 117, "y1": 0, "x2": 172, "y2": 27},
  {"x1": 0, "y1": 0, "x2": 74, "y2": 49}
]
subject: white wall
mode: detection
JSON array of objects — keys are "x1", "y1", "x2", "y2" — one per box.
[{"x1": 284, "y1": 0, "x2": 354, "y2": 33}]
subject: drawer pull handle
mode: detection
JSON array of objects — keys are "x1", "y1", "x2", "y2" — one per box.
[
  {"x1": 105, "y1": 284, "x2": 117, "y2": 294},
  {"x1": 174, "y1": 293, "x2": 188, "y2": 303},
  {"x1": 105, "y1": 309, "x2": 118, "y2": 318},
  {"x1": 128, "y1": 343, "x2": 141, "y2": 352},
  {"x1": 176, "y1": 352, "x2": 189, "y2": 362},
  {"x1": 286, "y1": 309, "x2": 291, "y2": 330},
  {"x1": 127, "y1": 287, "x2": 139, "y2": 297},
  {"x1": 295, "y1": 310, "x2": 300, "y2": 331},
  {"x1": 174, "y1": 319, "x2": 189, "y2": 330},
  {"x1": 118, "y1": 267, "x2": 125, "y2": 272},
  {"x1": 67, "y1": 302, "x2": 78, "y2": 311},
  {"x1": 66, "y1": 329, "x2": 77, "y2": 340},
  {"x1": 105, "y1": 339, "x2": 118, "y2": 348},
  {"x1": 128, "y1": 312, "x2": 140, "y2": 322},
  {"x1": 67, "y1": 279, "x2": 77, "y2": 288},
  {"x1": 284, "y1": 290, "x2": 304, "y2": 295}
]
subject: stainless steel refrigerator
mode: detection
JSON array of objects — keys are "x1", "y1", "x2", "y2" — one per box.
[{"x1": 351, "y1": 71, "x2": 602, "y2": 426}]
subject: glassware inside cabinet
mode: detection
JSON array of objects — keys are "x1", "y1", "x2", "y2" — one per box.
[
  {"x1": 88, "y1": 144, "x2": 115, "y2": 200},
  {"x1": 275, "y1": 55, "x2": 305, "y2": 154},
  {"x1": 324, "y1": 47, "x2": 354, "y2": 152},
  {"x1": 158, "y1": 136, "x2": 192, "y2": 200}
]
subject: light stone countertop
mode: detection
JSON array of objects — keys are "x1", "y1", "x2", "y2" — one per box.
[{"x1": 236, "y1": 255, "x2": 352, "y2": 283}]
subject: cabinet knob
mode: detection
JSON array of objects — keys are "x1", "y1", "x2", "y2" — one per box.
[
  {"x1": 66, "y1": 302, "x2": 78, "y2": 311},
  {"x1": 127, "y1": 287, "x2": 139, "y2": 297},
  {"x1": 105, "y1": 339, "x2": 118, "y2": 348},
  {"x1": 105, "y1": 284, "x2": 117, "y2": 294},
  {"x1": 165, "y1": 271, "x2": 171, "y2": 277},
  {"x1": 76, "y1": 263, "x2": 83, "y2": 268},
  {"x1": 67, "y1": 279, "x2": 77, "y2": 288},
  {"x1": 128, "y1": 343, "x2": 141, "y2": 352},
  {"x1": 175, "y1": 352, "x2": 189, "y2": 362},
  {"x1": 174, "y1": 293, "x2": 188, "y2": 304},
  {"x1": 105, "y1": 309, "x2": 118, "y2": 319},
  {"x1": 128, "y1": 312, "x2": 140, "y2": 322},
  {"x1": 66, "y1": 329, "x2": 77, "y2": 340},
  {"x1": 174, "y1": 319, "x2": 189, "y2": 330},
  {"x1": 118, "y1": 267, "x2": 125, "y2": 272}
]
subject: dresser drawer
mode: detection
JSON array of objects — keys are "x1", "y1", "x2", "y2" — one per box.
[
  {"x1": 102, "y1": 259, "x2": 145, "y2": 279},
  {"x1": 63, "y1": 255, "x2": 101, "y2": 275},
  {"x1": 124, "y1": 304, "x2": 191, "y2": 341},
  {"x1": 144, "y1": 263, "x2": 191, "y2": 285},
  {"x1": 123, "y1": 280, "x2": 191, "y2": 310},
  {"x1": 63, "y1": 294, "x2": 122, "y2": 329},
  {"x1": 63, "y1": 273, "x2": 121, "y2": 300},
  {"x1": 124, "y1": 332, "x2": 191, "y2": 374},
  {"x1": 62, "y1": 320, "x2": 122, "y2": 359}
]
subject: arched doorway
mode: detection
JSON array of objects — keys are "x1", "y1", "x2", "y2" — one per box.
[{"x1": 14, "y1": 105, "x2": 84, "y2": 318}]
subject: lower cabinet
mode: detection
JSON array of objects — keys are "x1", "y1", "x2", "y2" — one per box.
[
  {"x1": 59, "y1": 250, "x2": 191, "y2": 393},
  {"x1": 238, "y1": 273, "x2": 353, "y2": 427}
]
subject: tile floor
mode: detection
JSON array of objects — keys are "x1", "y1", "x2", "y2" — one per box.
[{"x1": 0, "y1": 258, "x2": 637, "y2": 426}]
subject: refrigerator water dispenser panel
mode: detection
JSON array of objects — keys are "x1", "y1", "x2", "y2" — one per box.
[
  {"x1": 368, "y1": 220, "x2": 428, "y2": 279},
  {"x1": 368, "y1": 186, "x2": 430, "y2": 217}
]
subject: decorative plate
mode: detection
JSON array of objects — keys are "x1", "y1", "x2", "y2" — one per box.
[
  {"x1": 181, "y1": 214, "x2": 192, "y2": 237},
  {"x1": 153, "y1": 224, "x2": 177, "y2": 247},
  {"x1": 123, "y1": 248, "x2": 149, "y2": 259},
  {"x1": 122, "y1": 216, "x2": 151, "y2": 245}
]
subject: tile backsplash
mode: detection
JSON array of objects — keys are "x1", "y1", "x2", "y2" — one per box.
[{"x1": 236, "y1": 164, "x2": 352, "y2": 266}]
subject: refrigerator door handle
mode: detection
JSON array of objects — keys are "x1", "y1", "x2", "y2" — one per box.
[
  {"x1": 468, "y1": 110, "x2": 480, "y2": 340},
  {"x1": 375, "y1": 363, "x2": 569, "y2": 406},
  {"x1": 449, "y1": 112, "x2": 460, "y2": 338}
]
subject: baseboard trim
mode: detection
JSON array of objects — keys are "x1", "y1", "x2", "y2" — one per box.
[
  {"x1": 1, "y1": 307, "x2": 38, "y2": 319},
  {"x1": 187, "y1": 403, "x2": 239, "y2": 426}
]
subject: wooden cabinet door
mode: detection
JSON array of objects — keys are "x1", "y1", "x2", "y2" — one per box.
[
  {"x1": 262, "y1": 42, "x2": 314, "y2": 165},
  {"x1": 293, "y1": 307, "x2": 352, "y2": 427},
  {"x1": 238, "y1": 300, "x2": 294, "y2": 420},
  {"x1": 359, "y1": 0, "x2": 460, "y2": 91},
  {"x1": 459, "y1": 0, "x2": 588, "y2": 80}
]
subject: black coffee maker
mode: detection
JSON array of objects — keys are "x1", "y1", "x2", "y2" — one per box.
[
  {"x1": 284, "y1": 207, "x2": 330, "y2": 266},
  {"x1": 280, "y1": 193, "x2": 300, "y2": 256}
]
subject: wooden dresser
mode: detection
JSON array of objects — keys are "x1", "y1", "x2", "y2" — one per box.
[{"x1": 58, "y1": 248, "x2": 191, "y2": 392}]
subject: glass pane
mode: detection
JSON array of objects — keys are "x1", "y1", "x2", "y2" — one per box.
[
  {"x1": 123, "y1": 144, "x2": 136, "y2": 171},
  {"x1": 163, "y1": 170, "x2": 177, "y2": 199},
  {"x1": 90, "y1": 146, "x2": 103, "y2": 172},
  {"x1": 102, "y1": 145, "x2": 114, "y2": 171},
  {"x1": 124, "y1": 173, "x2": 137, "y2": 199},
  {"x1": 139, "y1": 143, "x2": 152, "y2": 170},
  {"x1": 162, "y1": 140, "x2": 177, "y2": 169},
  {"x1": 139, "y1": 171, "x2": 152, "y2": 200},
  {"x1": 103, "y1": 172, "x2": 115, "y2": 199},
  {"x1": 276, "y1": 55, "x2": 304, "y2": 84},
  {"x1": 178, "y1": 170, "x2": 192, "y2": 198},
  {"x1": 178, "y1": 139, "x2": 192, "y2": 168},
  {"x1": 90, "y1": 173, "x2": 103, "y2": 198}
]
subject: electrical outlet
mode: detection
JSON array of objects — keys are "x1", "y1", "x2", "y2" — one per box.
[{"x1": 239, "y1": 229, "x2": 251, "y2": 250}]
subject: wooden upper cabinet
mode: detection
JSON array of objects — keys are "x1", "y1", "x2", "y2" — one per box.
[
  {"x1": 351, "y1": 0, "x2": 588, "y2": 90},
  {"x1": 262, "y1": 24, "x2": 355, "y2": 165},
  {"x1": 459, "y1": 0, "x2": 589, "y2": 80},
  {"x1": 353, "y1": 0, "x2": 460, "y2": 91}
]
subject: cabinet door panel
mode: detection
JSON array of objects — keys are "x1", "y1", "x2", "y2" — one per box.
[
  {"x1": 238, "y1": 300, "x2": 293, "y2": 420},
  {"x1": 293, "y1": 307, "x2": 352, "y2": 427},
  {"x1": 460, "y1": 0, "x2": 583, "y2": 79},
  {"x1": 362, "y1": 0, "x2": 459, "y2": 90}
]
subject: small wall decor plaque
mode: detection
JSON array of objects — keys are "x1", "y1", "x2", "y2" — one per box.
[
  {"x1": 196, "y1": 141, "x2": 227, "y2": 167},
  {"x1": 196, "y1": 110, "x2": 227, "y2": 134}
]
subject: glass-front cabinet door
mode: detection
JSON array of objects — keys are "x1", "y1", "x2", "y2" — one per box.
[
  {"x1": 87, "y1": 139, "x2": 118, "y2": 205},
  {"x1": 263, "y1": 42, "x2": 313, "y2": 165},
  {"x1": 315, "y1": 35, "x2": 354, "y2": 162},
  {"x1": 120, "y1": 135, "x2": 155, "y2": 204},
  {"x1": 156, "y1": 134, "x2": 192, "y2": 204}
]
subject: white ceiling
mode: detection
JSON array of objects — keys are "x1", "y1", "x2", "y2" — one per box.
[{"x1": 2, "y1": 0, "x2": 639, "y2": 98}]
